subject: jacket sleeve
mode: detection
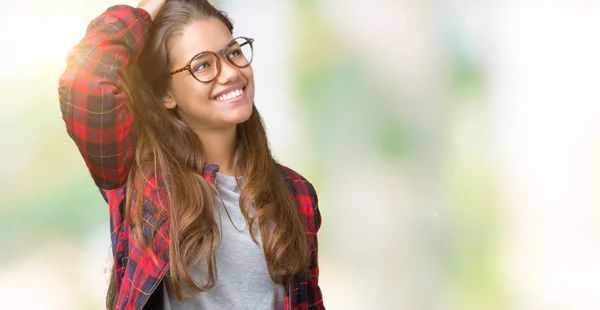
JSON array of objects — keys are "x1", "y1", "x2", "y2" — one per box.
[
  {"x1": 57, "y1": 5, "x2": 152, "y2": 189},
  {"x1": 307, "y1": 182, "x2": 325, "y2": 310}
]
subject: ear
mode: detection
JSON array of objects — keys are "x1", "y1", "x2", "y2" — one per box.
[{"x1": 163, "y1": 91, "x2": 177, "y2": 109}]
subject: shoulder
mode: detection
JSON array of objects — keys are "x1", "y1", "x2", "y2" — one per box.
[
  {"x1": 277, "y1": 163, "x2": 322, "y2": 231},
  {"x1": 277, "y1": 163, "x2": 318, "y2": 200}
]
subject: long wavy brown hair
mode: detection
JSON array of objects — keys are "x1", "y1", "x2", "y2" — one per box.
[{"x1": 106, "y1": 0, "x2": 310, "y2": 307}]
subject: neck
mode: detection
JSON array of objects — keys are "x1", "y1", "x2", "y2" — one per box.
[{"x1": 195, "y1": 126, "x2": 238, "y2": 176}]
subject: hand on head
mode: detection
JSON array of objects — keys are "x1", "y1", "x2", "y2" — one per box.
[{"x1": 138, "y1": 0, "x2": 168, "y2": 20}]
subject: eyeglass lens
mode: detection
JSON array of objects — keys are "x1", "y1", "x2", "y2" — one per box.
[{"x1": 189, "y1": 37, "x2": 253, "y2": 82}]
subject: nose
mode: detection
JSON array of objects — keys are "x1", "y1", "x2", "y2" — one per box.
[{"x1": 216, "y1": 56, "x2": 241, "y2": 84}]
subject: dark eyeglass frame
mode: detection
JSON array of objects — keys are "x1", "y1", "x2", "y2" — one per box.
[{"x1": 169, "y1": 36, "x2": 255, "y2": 83}]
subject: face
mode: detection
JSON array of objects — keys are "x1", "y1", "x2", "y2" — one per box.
[{"x1": 165, "y1": 17, "x2": 255, "y2": 133}]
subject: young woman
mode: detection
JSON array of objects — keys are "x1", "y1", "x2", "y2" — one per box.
[{"x1": 57, "y1": 0, "x2": 324, "y2": 309}]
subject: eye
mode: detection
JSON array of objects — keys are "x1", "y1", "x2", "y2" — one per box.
[
  {"x1": 193, "y1": 62, "x2": 211, "y2": 72},
  {"x1": 228, "y1": 48, "x2": 243, "y2": 58}
]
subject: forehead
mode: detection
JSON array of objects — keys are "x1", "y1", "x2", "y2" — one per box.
[{"x1": 168, "y1": 17, "x2": 233, "y2": 66}]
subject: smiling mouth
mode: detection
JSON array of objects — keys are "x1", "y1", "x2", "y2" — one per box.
[{"x1": 215, "y1": 87, "x2": 246, "y2": 101}]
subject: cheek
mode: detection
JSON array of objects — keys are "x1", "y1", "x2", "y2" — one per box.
[
  {"x1": 244, "y1": 67, "x2": 255, "y2": 83},
  {"x1": 242, "y1": 68, "x2": 255, "y2": 95},
  {"x1": 173, "y1": 78, "x2": 214, "y2": 104}
]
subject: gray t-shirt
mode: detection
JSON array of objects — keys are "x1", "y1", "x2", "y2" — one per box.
[{"x1": 163, "y1": 172, "x2": 285, "y2": 310}]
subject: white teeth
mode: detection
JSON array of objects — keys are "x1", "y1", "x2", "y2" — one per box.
[{"x1": 216, "y1": 88, "x2": 244, "y2": 101}]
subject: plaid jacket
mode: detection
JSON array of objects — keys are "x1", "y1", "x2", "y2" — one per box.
[{"x1": 57, "y1": 5, "x2": 324, "y2": 310}]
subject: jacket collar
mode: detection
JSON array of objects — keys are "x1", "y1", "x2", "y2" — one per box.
[{"x1": 202, "y1": 163, "x2": 220, "y2": 185}]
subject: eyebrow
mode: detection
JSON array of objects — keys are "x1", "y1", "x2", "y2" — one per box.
[{"x1": 199, "y1": 39, "x2": 238, "y2": 58}]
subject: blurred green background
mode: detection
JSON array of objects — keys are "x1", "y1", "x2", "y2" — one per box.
[{"x1": 2, "y1": 1, "x2": 600, "y2": 309}]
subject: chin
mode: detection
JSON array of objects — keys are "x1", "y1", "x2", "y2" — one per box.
[
  {"x1": 226, "y1": 109, "x2": 253, "y2": 125},
  {"x1": 238, "y1": 110, "x2": 254, "y2": 124}
]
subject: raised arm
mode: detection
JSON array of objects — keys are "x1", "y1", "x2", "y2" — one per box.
[{"x1": 57, "y1": 5, "x2": 153, "y2": 189}]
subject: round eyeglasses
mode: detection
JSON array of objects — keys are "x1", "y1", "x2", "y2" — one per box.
[{"x1": 169, "y1": 37, "x2": 254, "y2": 83}]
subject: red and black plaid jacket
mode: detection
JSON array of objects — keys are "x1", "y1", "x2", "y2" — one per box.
[{"x1": 57, "y1": 5, "x2": 324, "y2": 310}]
